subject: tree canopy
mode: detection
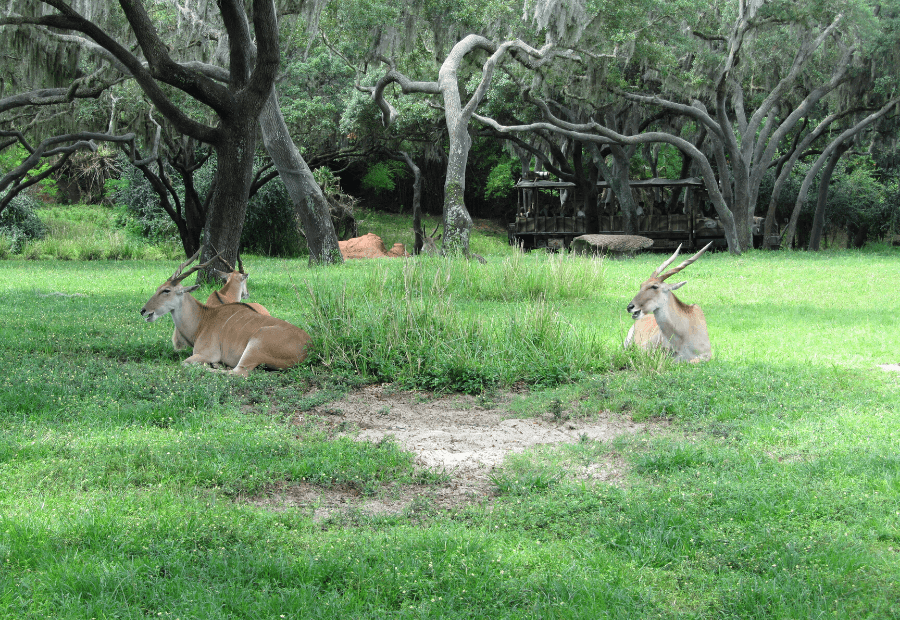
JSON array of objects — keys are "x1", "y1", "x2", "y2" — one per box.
[{"x1": 2, "y1": 0, "x2": 898, "y2": 256}]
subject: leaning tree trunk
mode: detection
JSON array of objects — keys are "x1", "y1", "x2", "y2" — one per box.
[
  {"x1": 784, "y1": 100, "x2": 899, "y2": 248},
  {"x1": 808, "y1": 141, "x2": 850, "y2": 251},
  {"x1": 259, "y1": 89, "x2": 343, "y2": 265},
  {"x1": 392, "y1": 151, "x2": 423, "y2": 254}
]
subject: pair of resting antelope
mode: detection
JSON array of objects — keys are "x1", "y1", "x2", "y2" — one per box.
[
  {"x1": 140, "y1": 252, "x2": 311, "y2": 377},
  {"x1": 140, "y1": 242, "x2": 712, "y2": 377}
]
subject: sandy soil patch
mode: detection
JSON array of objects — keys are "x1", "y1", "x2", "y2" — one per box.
[{"x1": 253, "y1": 385, "x2": 650, "y2": 519}]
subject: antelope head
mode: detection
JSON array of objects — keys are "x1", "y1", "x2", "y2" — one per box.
[
  {"x1": 140, "y1": 251, "x2": 219, "y2": 322},
  {"x1": 417, "y1": 222, "x2": 441, "y2": 256},
  {"x1": 209, "y1": 254, "x2": 250, "y2": 301},
  {"x1": 626, "y1": 242, "x2": 712, "y2": 322}
]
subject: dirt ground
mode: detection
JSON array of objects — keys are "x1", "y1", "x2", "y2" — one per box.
[{"x1": 252, "y1": 385, "x2": 651, "y2": 519}]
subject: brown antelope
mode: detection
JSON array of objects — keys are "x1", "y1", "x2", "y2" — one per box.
[
  {"x1": 624, "y1": 242, "x2": 713, "y2": 363},
  {"x1": 142, "y1": 253, "x2": 311, "y2": 377},
  {"x1": 170, "y1": 253, "x2": 270, "y2": 351},
  {"x1": 206, "y1": 255, "x2": 270, "y2": 316}
]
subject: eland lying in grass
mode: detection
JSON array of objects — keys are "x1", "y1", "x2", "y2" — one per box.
[
  {"x1": 624, "y1": 242, "x2": 713, "y2": 363},
  {"x1": 171, "y1": 252, "x2": 271, "y2": 351},
  {"x1": 143, "y1": 253, "x2": 310, "y2": 377}
]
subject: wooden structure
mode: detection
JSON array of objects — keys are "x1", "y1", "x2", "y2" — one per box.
[{"x1": 508, "y1": 177, "x2": 760, "y2": 251}]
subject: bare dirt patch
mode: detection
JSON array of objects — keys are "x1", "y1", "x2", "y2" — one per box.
[{"x1": 254, "y1": 386, "x2": 652, "y2": 520}]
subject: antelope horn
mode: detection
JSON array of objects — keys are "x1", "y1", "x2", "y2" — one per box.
[
  {"x1": 651, "y1": 244, "x2": 682, "y2": 279},
  {"x1": 430, "y1": 222, "x2": 440, "y2": 238},
  {"x1": 215, "y1": 254, "x2": 235, "y2": 273},
  {"x1": 172, "y1": 251, "x2": 222, "y2": 284},
  {"x1": 237, "y1": 254, "x2": 244, "y2": 274},
  {"x1": 172, "y1": 250, "x2": 200, "y2": 281},
  {"x1": 208, "y1": 245, "x2": 237, "y2": 274},
  {"x1": 657, "y1": 241, "x2": 713, "y2": 281}
]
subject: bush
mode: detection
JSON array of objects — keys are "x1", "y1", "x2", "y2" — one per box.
[
  {"x1": 0, "y1": 194, "x2": 47, "y2": 253},
  {"x1": 360, "y1": 160, "x2": 407, "y2": 194},
  {"x1": 110, "y1": 158, "x2": 180, "y2": 244},
  {"x1": 242, "y1": 178, "x2": 307, "y2": 257}
]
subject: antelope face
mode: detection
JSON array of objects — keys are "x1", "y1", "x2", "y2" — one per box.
[
  {"x1": 627, "y1": 278, "x2": 684, "y2": 320},
  {"x1": 140, "y1": 280, "x2": 199, "y2": 322},
  {"x1": 234, "y1": 272, "x2": 250, "y2": 301}
]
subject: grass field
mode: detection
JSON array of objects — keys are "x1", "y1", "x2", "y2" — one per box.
[{"x1": 0, "y1": 205, "x2": 899, "y2": 618}]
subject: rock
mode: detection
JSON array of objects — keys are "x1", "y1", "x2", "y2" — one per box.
[
  {"x1": 338, "y1": 233, "x2": 409, "y2": 259},
  {"x1": 572, "y1": 234, "x2": 653, "y2": 257}
]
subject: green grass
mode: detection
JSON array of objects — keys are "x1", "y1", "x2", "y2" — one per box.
[
  {"x1": 19, "y1": 203, "x2": 182, "y2": 260},
  {"x1": 0, "y1": 208, "x2": 899, "y2": 618}
]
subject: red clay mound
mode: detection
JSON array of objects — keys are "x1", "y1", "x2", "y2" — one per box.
[{"x1": 339, "y1": 233, "x2": 409, "y2": 259}]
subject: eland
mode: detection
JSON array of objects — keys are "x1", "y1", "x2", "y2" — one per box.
[
  {"x1": 624, "y1": 242, "x2": 713, "y2": 363},
  {"x1": 142, "y1": 253, "x2": 310, "y2": 377}
]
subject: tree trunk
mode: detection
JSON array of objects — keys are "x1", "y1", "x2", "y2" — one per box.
[
  {"x1": 590, "y1": 143, "x2": 638, "y2": 233},
  {"x1": 442, "y1": 118, "x2": 474, "y2": 254},
  {"x1": 200, "y1": 115, "x2": 258, "y2": 281},
  {"x1": 784, "y1": 100, "x2": 898, "y2": 247},
  {"x1": 179, "y1": 172, "x2": 207, "y2": 257},
  {"x1": 394, "y1": 151, "x2": 423, "y2": 254},
  {"x1": 610, "y1": 146, "x2": 638, "y2": 234},
  {"x1": 808, "y1": 141, "x2": 850, "y2": 251},
  {"x1": 852, "y1": 223, "x2": 869, "y2": 248},
  {"x1": 258, "y1": 88, "x2": 343, "y2": 265}
]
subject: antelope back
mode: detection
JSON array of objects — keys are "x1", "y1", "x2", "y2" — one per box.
[{"x1": 191, "y1": 303, "x2": 311, "y2": 372}]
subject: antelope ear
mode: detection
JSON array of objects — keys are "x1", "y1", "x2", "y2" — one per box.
[
  {"x1": 210, "y1": 269, "x2": 227, "y2": 279},
  {"x1": 182, "y1": 284, "x2": 201, "y2": 293},
  {"x1": 670, "y1": 281, "x2": 687, "y2": 290}
]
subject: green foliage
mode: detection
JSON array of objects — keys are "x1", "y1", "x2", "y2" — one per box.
[
  {"x1": 242, "y1": 177, "x2": 307, "y2": 257},
  {"x1": 484, "y1": 158, "x2": 515, "y2": 200},
  {"x1": 279, "y1": 48, "x2": 356, "y2": 152},
  {"x1": 0, "y1": 194, "x2": 46, "y2": 253},
  {"x1": 18, "y1": 203, "x2": 178, "y2": 260},
  {"x1": 109, "y1": 157, "x2": 181, "y2": 244},
  {"x1": 360, "y1": 160, "x2": 408, "y2": 194},
  {"x1": 824, "y1": 159, "x2": 892, "y2": 238},
  {"x1": 0, "y1": 145, "x2": 56, "y2": 197}
]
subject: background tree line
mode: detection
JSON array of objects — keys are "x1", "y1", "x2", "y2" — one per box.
[{"x1": 1, "y1": 0, "x2": 898, "y2": 265}]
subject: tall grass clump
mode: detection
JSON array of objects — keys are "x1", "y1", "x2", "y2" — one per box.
[
  {"x1": 365, "y1": 250, "x2": 606, "y2": 302},
  {"x1": 303, "y1": 256, "x2": 611, "y2": 392}
]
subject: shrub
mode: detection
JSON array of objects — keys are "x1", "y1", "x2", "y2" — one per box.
[
  {"x1": 360, "y1": 160, "x2": 407, "y2": 194},
  {"x1": 242, "y1": 177, "x2": 307, "y2": 257},
  {"x1": 0, "y1": 194, "x2": 47, "y2": 253},
  {"x1": 110, "y1": 158, "x2": 180, "y2": 244},
  {"x1": 55, "y1": 151, "x2": 122, "y2": 204}
]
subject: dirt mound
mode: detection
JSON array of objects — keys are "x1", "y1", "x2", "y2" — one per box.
[
  {"x1": 338, "y1": 233, "x2": 408, "y2": 259},
  {"x1": 253, "y1": 387, "x2": 650, "y2": 519}
]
